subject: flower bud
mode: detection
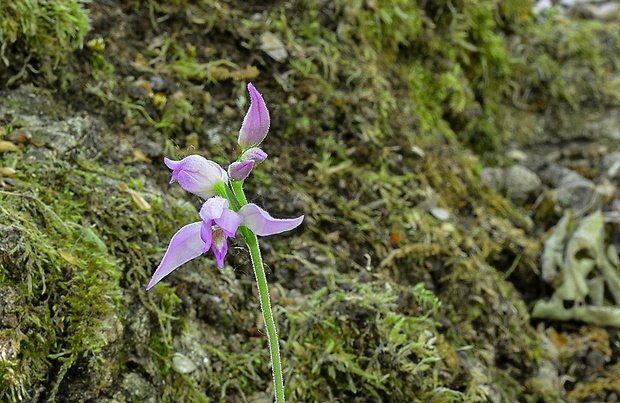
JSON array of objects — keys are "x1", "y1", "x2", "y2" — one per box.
[
  {"x1": 240, "y1": 147, "x2": 267, "y2": 165},
  {"x1": 238, "y1": 83, "x2": 270, "y2": 149},
  {"x1": 228, "y1": 160, "x2": 255, "y2": 181}
]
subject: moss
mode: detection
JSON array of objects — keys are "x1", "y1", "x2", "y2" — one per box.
[
  {"x1": 0, "y1": 85, "x2": 199, "y2": 401},
  {"x1": 0, "y1": 172, "x2": 122, "y2": 401},
  {"x1": 503, "y1": 17, "x2": 620, "y2": 149},
  {"x1": 281, "y1": 279, "x2": 475, "y2": 400},
  {"x1": 0, "y1": 0, "x2": 90, "y2": 85}
]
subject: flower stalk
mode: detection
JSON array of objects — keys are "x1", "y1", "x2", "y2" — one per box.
[
  {"x1": 233, "y1": 178, "x2": 285, "y2": 402},
  {"x1": 241, "y1": 217, "x2": 285, "y2": 403},
  {"x1": 147, "y1": 83, "x2": 300, "y2": 403}
]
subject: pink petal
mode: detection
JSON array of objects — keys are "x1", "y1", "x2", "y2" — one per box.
[
  {"x1": 147, "y1": 222, "x2": 205, "y2": 290},
  {"x1": 199, "y1": 197, "x2": 228, "y2": 221},
  {"x1": 211, "y1": 228, "x2": 229, "y2": 268},
  {"x1": 239, "y1": 203, "x2": 304, "y2": 236},
  {"x1": 240, "y1": 147, "x2": 267, "y2": 165},
  {"x1": 238, "y1": 83, "x2": 270, "y2": 149},
  {"x1": 200, "y1": 221, "x2": 213, "y2": 253},
  {"x1": 215, "y1": 208, "x2": 243, "y2": 238},
  {"x1": 228, "y1": 160, "x2": 255, "y2": 181},
  {"x1": 164, "y1": 155, "x2": 227, "y2": 199}
]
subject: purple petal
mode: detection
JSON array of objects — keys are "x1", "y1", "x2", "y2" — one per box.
[
  {"x1": 238, "y1": 83, "x2": 270, "y2": 149},
  {"x1": 228, "y1": 160, "x2": 255, "y2": 181},
  {"x1": 147, "y1": 222, "x2": 205, "y2": 290},
  {"x1": 211, "y1": 228, "x2": 229, "y2": 268},
  {"x1": 214, "y1": 208, "x2": 243, "y2": 238},
  {"x1": 200, "y1": 221, "x2": 213, "y2": 253},
  {"x1": 164, "y1": 155, "x2": 227, "y2": 199},
  {"x1": 240, "y1": 147, "x2": 267, "y2": 165},
  {"x1": 239, "y1": 203, "x2": 304, "y2": 236},
  {"x1": 199, "y1": 197, "x2": 228, "y2": 221}
]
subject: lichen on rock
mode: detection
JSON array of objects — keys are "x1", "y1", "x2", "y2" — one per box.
[{"x1": 533, "y1": 211, "x2": 620, "y2": 326}]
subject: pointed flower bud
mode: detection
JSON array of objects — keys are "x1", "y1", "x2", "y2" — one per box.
[
  {"x1": 240, "y1": 147, "x2": 267, "y2": 165},
  {"x1": 228, "y1": 160, "x2": 255, "y2": 181},
  {"x1": 164, "y1": 155, "x2": 227, "y2": 199},
  {"x1": 238, "y1": 83, "x2": 270, "y2": 150}
]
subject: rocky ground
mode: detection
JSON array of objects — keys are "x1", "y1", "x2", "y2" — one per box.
[{"x1": 2, "y1": 0, "x2": 620, "y2": 402}]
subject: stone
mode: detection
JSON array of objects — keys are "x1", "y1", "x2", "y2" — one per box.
[{"x1": 504, "y1": 165, "x2": 542, "y2": 204}]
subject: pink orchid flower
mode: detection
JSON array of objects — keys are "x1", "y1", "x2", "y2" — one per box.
[
  {"x1": 164, "y1": 155, "x2": 227, "y2": 199},
  {"x1": 146, "y1": 197, "x2": 303, "y2": 290}
]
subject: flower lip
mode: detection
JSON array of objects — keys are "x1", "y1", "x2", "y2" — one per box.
[
  {"x1": 211, "y1": 227, "x2": 228, "y2": 268},
  {"x1": 164, "y1": 155, "x2": 227, "y2": 199},
  {"x1": 238, "y1": 83, "x2": 270, "y2": 149}
]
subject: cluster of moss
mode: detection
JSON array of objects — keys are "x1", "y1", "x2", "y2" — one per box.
[
  {"x1": 0, "y1": 86, "x2": 199, "y2": 401},
  {"x1": 0, "y1": 0, "x2": 90, "y2": 85},
  {"x1": 282, "y1": 279, "x2": 479, "y2": 401}
]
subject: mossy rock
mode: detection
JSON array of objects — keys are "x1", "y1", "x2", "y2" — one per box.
[{"x1": 0, "y1": 0, "x2": 90, "y2": 85}]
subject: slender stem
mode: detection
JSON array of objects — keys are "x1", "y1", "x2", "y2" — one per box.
[
  {"x1": 232, "y1": 180, "x2": 285, "y2": 403},
  {"x1": 231, "y1": 180, "x2": 248, "y2": 206}
]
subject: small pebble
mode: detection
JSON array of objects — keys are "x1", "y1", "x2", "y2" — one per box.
[
  {"x1": 260, "y1": 32, "x2": 288, "y2": 62},
  {"x1": 172, "y1": 353, "x2": 198, "y2": 374},
  {"x1": 504, "y1": 165, "x2": 542, "y2": 204},
  {"x1": 430, "y1": 207, "x2": 450, "y2": 221},
  {"x1": 506, "y1": 149, "x2": 528, "y2": 162}
]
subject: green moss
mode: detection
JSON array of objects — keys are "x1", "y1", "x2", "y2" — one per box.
[
  {"x1": 281, "y1": 279, "x2": 472, "y2": 400},
  {"x1": 0, "y1": 0, "x2": 90, "y2": 85},
  {"x1": 0, "y1": 86, "x2": 202, "y2": 401},
  {"x1": 503, "y1": 17, "x2": 620, "y2": 147},
  {"x1": 0, "y1": 173, "x2": 122, "y2": 401}
]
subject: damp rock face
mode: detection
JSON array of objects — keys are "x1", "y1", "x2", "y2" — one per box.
[
  {"x1": 3, "y1": 0, "x2": 620, "y2": 401},
  {"x1": 0, "y1": 85, "x2": 194, "y2": 401}
]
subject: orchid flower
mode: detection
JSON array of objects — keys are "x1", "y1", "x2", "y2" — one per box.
[
  {"x1": 146, "y1": 197, "x2": 303, "y2": 290},
  {"x1": 164, "y1": 155, "x2": 227, "y2": 199}
]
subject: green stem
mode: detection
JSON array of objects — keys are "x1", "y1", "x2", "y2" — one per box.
[
  {"x1": 231, "y1": 180, "x2": 248, "y2": 206},
  {"x1": 232, "y1": 180, "x2": 285, "y2": 403}
]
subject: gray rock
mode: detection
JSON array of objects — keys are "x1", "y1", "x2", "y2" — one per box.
[
  {"x1": 480, "y1": 167, "x2": 505, "y2": 192},
  {"x1": 603, "y1": 151, "x2": 620, "y2": 178},
  {"x1": 504, "y1": 165, "x2": 542, "y2": 204}
]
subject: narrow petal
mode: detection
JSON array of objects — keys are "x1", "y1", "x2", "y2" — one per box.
[
  {"x1": 164, "y1": 157, "x2": 182, "y2": 184},
  {"x1": 239, "y1": 203, "x2": 304, "y2": 236},
  {"x1": 211, "y1": 228, "x2": 229, "y2": 268},
  {"x1": 238, "y1": 83, "x2": 270, "y2": 149},
  {"x1": 147, "y1": 222, "x2": 204, "y2": 290},
  {"x1": 200, "y1": 221, "x2": 213, "y2": 253},
  {"x1": 228, "y1": 160, "x2": 255, "y2": 181}
]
